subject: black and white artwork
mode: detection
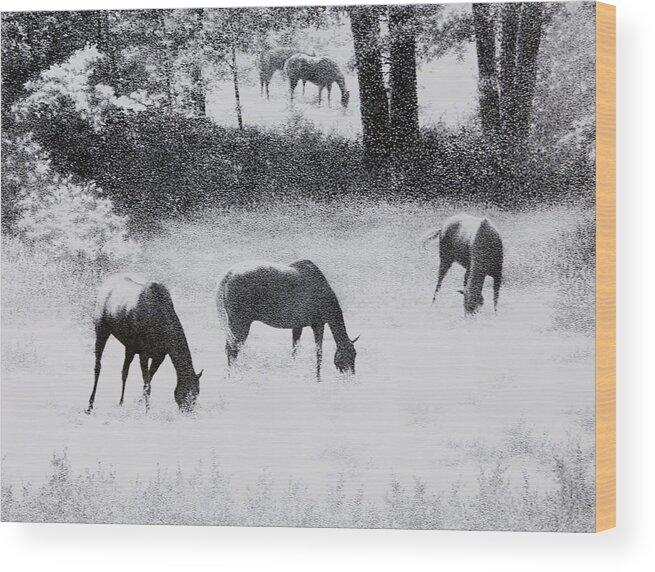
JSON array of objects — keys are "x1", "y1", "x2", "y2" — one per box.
[{"x1": 1, "y1": 2, "x2": 597, "y2": 531}]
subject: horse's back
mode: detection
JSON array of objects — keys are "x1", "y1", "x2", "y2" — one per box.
[
  {"x1": 473, "y1": 218, "x2": 503, "y2": 274},
  {"x1": 220, "y1": 261, "x2": 300, "y2": 304},
  {"x1": 219, "y1": 259, "x2": 331, "y2": 328},
  {"x1": 262, "y1": 47, "x2": 299, "y2": 71},
  {"x1": 289, "y1": 258, "x2": 324, "y2": 277},
  {"x1": 95, "y1": 274, "x2": 178, "y2": 351},
  {"x1": 285, "y1": 54, "x2": 341, "y2": 85},
  {"x1": 94, "y1": 273, "x2": 147, "y2": 324},
  {"x1": 441, "y1": 213, "x2": 482, "y2": 265}
]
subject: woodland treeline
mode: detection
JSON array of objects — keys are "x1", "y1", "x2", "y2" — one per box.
[{"x1": 1, "y1": 4, "x2": 595, "y2": 247}]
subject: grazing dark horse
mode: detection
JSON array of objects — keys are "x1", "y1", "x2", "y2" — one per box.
[
  {"x1": 422, "y1": 213, "x2": 504, "y2": 315},
  {"x1": 259, "y1": 47, "x2": 310, "y2": 100},
  {"x1": 216, "y1": 260, "x2": 358, "y2": 380},
  {"x1": 87, "y1": 273, "x2": 203, "y2": 414},
  {"x1": 283, "y1": 54, "x2": 350, "y2": 108}
]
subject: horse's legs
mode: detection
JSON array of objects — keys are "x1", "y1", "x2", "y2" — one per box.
[
  {"x1": 266, "y1": 81, "x2": 270, "y2": 101},
  {"x1": 149, "y1": 353, "x2": 166, "y2": 379},
  {"x1": 463, "y1": 269, "x2": 470, "y2": 287},
  {"x1": 226, "y1": 342, "x2": 237, "y2": 367},
  {"x1": 139, "y1": 354, "x2": 152, "y2": 412},
  {"x1": 119, "y1": 348, "x2": 135, "y2": 406},
  {"x1": 86, "y1": 327, "x2": 110, "y2": 414},
  {"x1": 311, "y1": 323, "x2": 325, "y2": 381},
  {"x1": 317, "y1": 86, "x2": 323, "y2": 106},
  {"x1": 302, "y1": 80, "x2": 306, "y2": 96},
  {"x1": 226, "y1": 322, "x2": 251, "y2": 367},
  {"x1": 292, "y1": 327, "x2": 303, "y2": 357},
  {"x1": 493, "y1": 272, "x2": 501, "y2": 312},
  {"x1": 289, "y1": 77, "x2": 299, "y2": 102},
  {"x1": 432, "y1": 258, "x2": 454, "y2": 303},
  {"x1": 327, "y1": 84, "x2": 332, "y2": 107}
]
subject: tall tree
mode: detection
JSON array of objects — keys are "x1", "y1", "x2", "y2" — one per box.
[
  {"x1": 187, "y1": 9, "x2": 206, "y2": 116},
  {"x1": 471, "y1": 2, "x2": 545, "y2": 153},
  {"x1": 388, "y1": 4, "x2": 419, "y2": 168},
  {"x1": 348, "y1": 6, "x2": 390, "y2": 171},
  {"x1": 511, "y1": 4, "x2": 545, "y2": 144},
  {"x1": 499, "y1": 3, "x2": 521, "y2": 137},
  {"x1": 472, "y1": 4, "x2": 500, "y2": 140}
]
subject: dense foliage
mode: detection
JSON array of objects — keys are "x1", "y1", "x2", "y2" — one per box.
[{"x1": 2, "y1": 4, "x2": 595, "y2": 238}]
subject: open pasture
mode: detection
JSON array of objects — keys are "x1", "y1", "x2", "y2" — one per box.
[{"x1": 1, "y1": 199, "x2": 595, "y2": 529}]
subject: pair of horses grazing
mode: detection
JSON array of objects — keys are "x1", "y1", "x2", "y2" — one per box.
[
  {"x1": 87, "y1": 260, "x2": 357, "y2": 413},
  {"x1": 422, "y1": 213, "x2": 504, "y2": 315},
  {"x1": 259, "y1": 47, "x2": 350, "y2": 108}
]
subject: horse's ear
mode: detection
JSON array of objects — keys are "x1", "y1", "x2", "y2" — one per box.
[
  {"x1": 351, "y1": 335, "x2": 360, "y2": 344},
  {"x1": 197, "y1": 369, "x2": 204, "y2": 379},
  {"x1": 457, "y1": 289, "x2": 464, "y2": 296}
]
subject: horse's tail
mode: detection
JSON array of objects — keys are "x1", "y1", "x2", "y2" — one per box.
[
  {"x1": 421, "y1": 228, "x2": 442, "y2": 250},
  {"x1": 216, "y1": 274, "x2": 236, "y2": 348}
]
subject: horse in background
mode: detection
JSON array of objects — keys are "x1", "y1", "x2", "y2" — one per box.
[
  {"x1": 216, "y1": 259, "x2": 358, "y2": 380},
  {"x1": 283, "y1": 54, "x2": 350, "y2": 108},
  {"x1": 87, "y1": 273, "x2": 203, "y2": 414},
  {"x1": 422, "y1": 213, "x2": 504, "y2": 315},
  {"x1": 259, "y1": 47, "x2": 313, "y2": 100}
]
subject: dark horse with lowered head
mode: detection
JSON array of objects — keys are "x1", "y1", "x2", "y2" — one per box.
[
  {"x1": 87, "y1": 273, "x2": 203, "y2": 414},
  {"x1": 422, "y1": 213, "x2": 504, "y2": 315},
  {"x1": 216, "y1": 259, "x2": 358, "y2": 380},
  {"x1": 283, "y1": 54, "x2": 350, "y2": 108}
]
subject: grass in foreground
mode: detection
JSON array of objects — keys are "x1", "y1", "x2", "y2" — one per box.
[{"x1": 2, "y1": 434, "x2": 594, "y2": 531}]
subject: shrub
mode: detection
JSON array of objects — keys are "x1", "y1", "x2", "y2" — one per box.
[
  {"x1": 17, "y1": 176, "x2": 139, "y2": 265},
  {"x1": 415, "y1": 123, "x2": 595, "y2": 206},
  {"x1": 1, "y1": 133, "x2": 52, "y2": 232},
  {"x1": 1, "y1": 441, "x2": 594, "y2": 531},
  {"x1": 552, "y1": 213, "x2": 596, "y2": 332},
  {"x1": 11, "y1": 45, "x2": 594, "y2": 226},
  {"x1": 2, "y1": 133, "x2": 139, "y2": 267},
  {"x1": 22, "y1": 102, "x2": 363, "y2": 222}
]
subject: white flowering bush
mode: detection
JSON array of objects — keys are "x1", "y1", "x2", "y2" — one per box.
[
  {"x1": 14, "y1": 45, "x2": 153, "y2": 131},
  {"x1": 16, "y1": 175, "x2": 140, "y2": 265}
]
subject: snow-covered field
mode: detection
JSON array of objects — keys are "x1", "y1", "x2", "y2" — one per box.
[{"x1": 1, "y1": 199, "x2": 595, "y2": 530}]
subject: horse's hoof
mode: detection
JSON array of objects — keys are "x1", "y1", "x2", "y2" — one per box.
[{"x1": 85, "y1": 408, "x2": 92, "y2": 415}]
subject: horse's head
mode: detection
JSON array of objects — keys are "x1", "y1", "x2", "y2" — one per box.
[
  {"x1": 458, "y1": 289, "x2": 484, "y2": 315},
  {"x1": 341, "y1": 90, "x2": 351, "y2": 108},
  {"x1": 175, "y1": 369, "x2": 203, "y2": 413},
  {"x1": 334, "y1": 336, "x2": 359, "y2": 374}
]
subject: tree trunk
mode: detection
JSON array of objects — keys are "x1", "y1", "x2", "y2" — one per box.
[
  {"x1": 499, "y1": 3, "x2": 521, "y2": 138},
  {"x1": 189, "y1": 63, "x2": 205, "y2": 116},
  {"x1": 231, "y1": 45, "x2": 243, "y2": 130},
  {"x1": 389, "y1": 4, "x2": 419, "y2": 170},
  {"x1": 349, "y1": 6, "x2": 389, "y2": 172},
  {"x1": 512, "y1": 3, "x2": 544, "y2": 144},
  {"x1": 158, "y1": 12, "x2": 174, "y2": 111},
  {"x1": 190, "y1": 9, "x2": 206, "y2": 117},
  {"x1": 472, "y1": 4, "x2": 500, "y2": 140}
]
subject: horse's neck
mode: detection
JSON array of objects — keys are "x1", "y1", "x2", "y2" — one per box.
[
  {"x1": 167, "y1": 322, "x2": 196, "y2": 377},
  {"x1": 327, "y1": 308, "x2": 350, "y2": 347},
  {"x1": 466, "y1": 265, "x2": 486, "y2": 296}
]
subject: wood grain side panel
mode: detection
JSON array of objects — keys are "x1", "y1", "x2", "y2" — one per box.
[{"x1": 595, "y1": 1, "x2": 616, "y2": 533}]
